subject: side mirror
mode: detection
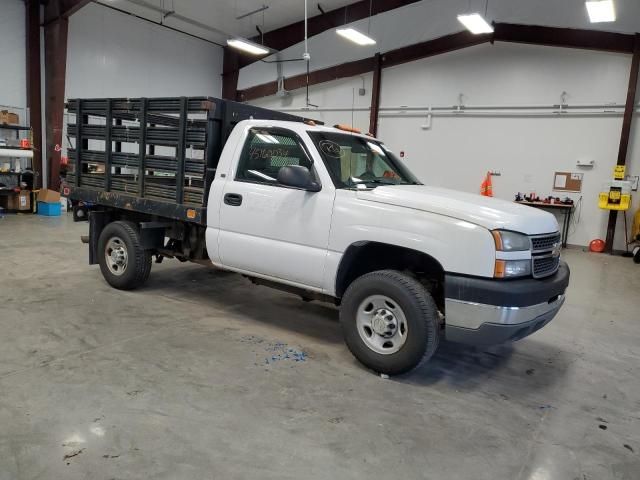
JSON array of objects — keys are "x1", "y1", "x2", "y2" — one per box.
[{"x1": 277, "y1": 165, "x2": 321, "y2": 192}]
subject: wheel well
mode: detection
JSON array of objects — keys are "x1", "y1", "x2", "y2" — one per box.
[{"x1": 335, "y1": 242, "x2": 445, "y2": 308}]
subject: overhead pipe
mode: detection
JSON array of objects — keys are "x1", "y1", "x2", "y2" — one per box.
[
  {"x1": 379, "y1": 110, "x2": 629, "y2": 118},
  {"x1": 269, "y1": 102, "x2": 636, "y2": 118}
]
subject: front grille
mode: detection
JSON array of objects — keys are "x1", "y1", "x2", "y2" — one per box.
[
  {"x1": 532, "y1": 255, "x2": 560, "y2": 279},
  {"x1": 531, "y1": 233, "x2": 561, "y2": 252},
  {"x1": 529, "y1": 232, "x2": 561, "y2": 278}
]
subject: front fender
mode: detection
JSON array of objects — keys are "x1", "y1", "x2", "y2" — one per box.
[{"x1": 322, "y1": 191, "x2": 495, "y2": 295}]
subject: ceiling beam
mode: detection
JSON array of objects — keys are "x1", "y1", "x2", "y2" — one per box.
[
  {"x1": 237, "y1": 23, "x2": 638, "y2": 103},
  {"x1": 238, "y1": 30, "x2": 491, "y2": 102},
  {"x1": 44, "y1": 0, "x2": 92, "y2": 25},
  {"x1": 383, "y1": 30, "x2": 491, "y2": 68},
  {"x1": 237, "y1": 0, "x2": 422, "y2": 69},
  {"x1": 239, "y1": 56, "x2": 376, "y2": 102},
  {"x1": 493, "y1": 23, "x2": 635, "y2": 54}
]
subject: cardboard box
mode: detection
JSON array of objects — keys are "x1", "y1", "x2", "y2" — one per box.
[
  {"x1": 0, "y1": 193, "x2": 17, "y2": 210},
  {"x1": 38, "y1": 188, "x2": 61, "y2": 203},
  {"x1": 0, "y1": 191, "x2": 30, "y2": 211},
  {"x1": 18, "y1": 190, "x2": 30, "y2": 211},
  {"x1": 0, "y1": 110, "x2": 19, "y2": 125}
]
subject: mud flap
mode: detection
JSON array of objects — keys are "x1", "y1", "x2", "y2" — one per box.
[{"x1": 88, "y1": 211, "x2": 109, "y2": 265}]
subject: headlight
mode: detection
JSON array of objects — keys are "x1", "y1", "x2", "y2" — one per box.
[
  {"x1": 492, "y1": 230, "x2": 530, "y2": 251},
  {"x1": 495, "y1": 259, "x2": 531, "y2": 278}
]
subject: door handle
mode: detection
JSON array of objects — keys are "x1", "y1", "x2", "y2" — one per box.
[{"x1": 224, "y1": 193, "x2": 243, "y2": 206}]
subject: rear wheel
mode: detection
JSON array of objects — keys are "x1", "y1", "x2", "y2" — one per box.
[
  {"x1": 340, "y1": 270, "x2": 440, "y2": 375},
  {"x1": 97, "y1": 221, "x2": 152, "y2": 290}
]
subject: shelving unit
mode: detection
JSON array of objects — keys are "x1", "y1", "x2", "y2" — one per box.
[
  {"x1": 0, "y1": 124, "x2": 32, "y2": 131},
  {"x1": 0, "y1": 117, "x2": 35, "y2": 210},
  {"x1": 0, "y1": 123, "x2": 34, "y2": 173}
]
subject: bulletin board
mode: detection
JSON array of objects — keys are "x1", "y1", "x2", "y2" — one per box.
[{"x1": 553, "y1": 172, "x2": 583, "y2": 193}]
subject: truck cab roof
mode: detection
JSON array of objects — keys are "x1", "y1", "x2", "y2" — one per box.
[{"x1": 239, "y1": 119, "x2": 377, "y2": 142}]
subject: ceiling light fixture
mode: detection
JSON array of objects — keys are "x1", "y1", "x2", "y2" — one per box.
[
  {"x1": 336, "y1": 28, "x2": 376, "y2": 46},
  {"x1": 336, "y1": 0, "x2": 376, "y2": 46},
  {"x1": 226, "y1": 38, "x2": 270, "y2": 55},
  {"x1": 585, "y1": 0, "x2": 616, "y2": 23},
  {"x1": 457, "y1": 13, "x2": 494, "y2": 34}
]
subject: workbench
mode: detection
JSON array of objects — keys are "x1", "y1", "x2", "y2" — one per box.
[{"x1": 516, "y1": 201, "x2": 574, "y2": 248}]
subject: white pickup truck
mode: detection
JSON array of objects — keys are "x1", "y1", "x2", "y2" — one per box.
[{"x1": 66, "y1": 96, "x2": 569, "y2": 375}]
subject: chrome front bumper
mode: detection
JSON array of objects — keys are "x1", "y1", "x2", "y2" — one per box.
[
  {"x1": 443, "y1": 262, "x2": 570, "y2": 345},
  {"x1": 444, "y1": 295, "x2": 565, "y2": 345}
]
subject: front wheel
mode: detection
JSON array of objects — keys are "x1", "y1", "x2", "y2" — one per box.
[
  {"x1": 97, "y1": 221, "x2": 152, "y2": 290},
  {"x1": 340, "y1": 270, "x2": 440, "y2": 375}
]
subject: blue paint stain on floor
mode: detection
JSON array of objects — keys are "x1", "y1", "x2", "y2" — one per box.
[{"x1": 264, "y1": 342, "x2": 307, "y2": 365}]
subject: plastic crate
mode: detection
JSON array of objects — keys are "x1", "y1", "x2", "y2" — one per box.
[{"x1": 37, "y1": 201, "x2": 61, "y2": 216}]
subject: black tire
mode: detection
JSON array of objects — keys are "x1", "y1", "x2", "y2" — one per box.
[
  {"x1": 340, "y1": 270, "x2": 440, "y2": 375},
  {"x1": 97, "y1": 221, "x2": 152, "y2": 290},
  {"x1": 633, "y1": 246, "x2": 640, "y2": 264}
]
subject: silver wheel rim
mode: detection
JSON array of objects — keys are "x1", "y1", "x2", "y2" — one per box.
[
  {"x1": 356, "y1": 295, "x2": 408, "y2": 355},
  {"x1": 105, "y1": 236, "x2": 128, "y2": 276}
]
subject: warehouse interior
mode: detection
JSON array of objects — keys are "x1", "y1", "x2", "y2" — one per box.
[{"x1": 1, "y1": 0, "x2": 639, "y2": 478}]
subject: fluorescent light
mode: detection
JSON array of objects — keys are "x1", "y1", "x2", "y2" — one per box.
[
  {"x1": 226, "y1": 38, "x2": 270, "y2": 55},
  {"x1": 586, "y1": 0, "x2": 616, "y2": 23},
  {"x1": 336, "y1": 28, "x2": 376, "y2": 46},
  {"x1": 457, "y1": 13, "x2": 494, "y2": 34}
]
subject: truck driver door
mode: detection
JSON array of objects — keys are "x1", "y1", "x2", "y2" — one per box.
[{"x1": 217, "y1": 127, "x2": 334, "y2": 289}]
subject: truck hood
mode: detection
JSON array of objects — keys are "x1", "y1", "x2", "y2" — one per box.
[{"x1": 356, "y1": 185, "x2": 558, "y2": 235}]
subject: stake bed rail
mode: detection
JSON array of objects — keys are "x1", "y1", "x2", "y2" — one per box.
[{"x1": 64, "y1": 96, "x2": 317, "y2": 224}]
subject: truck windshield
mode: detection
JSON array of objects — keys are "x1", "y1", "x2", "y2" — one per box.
[{"x1": 307, "y1": 132, "x2": 420, "y2": 189}]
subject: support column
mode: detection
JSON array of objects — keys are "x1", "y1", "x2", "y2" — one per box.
[
  {"x1": 605, "y1": 33, "x2": 640, "y2": 252},
  {"x1": 222, "y1": 48, "x2": 240, "y2": 101},
  {"x1": 44, "y1": 17, "x2": 69, "y2": 190},
  {"x1": 369, "y1": 52, "x2": 383, "y2": 136},
  {"x1": 26, "y1": 0, "x2": 43, "y2": 188}
]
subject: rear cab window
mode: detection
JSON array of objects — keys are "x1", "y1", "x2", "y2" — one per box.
[{"x1": 236, "y1": 128, "x2": 316, "y2": 185}]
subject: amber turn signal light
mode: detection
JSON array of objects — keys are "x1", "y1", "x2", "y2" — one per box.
[
  {"x1": 494, "y1": 259, "x2": 506, "y2": 278},
  {"x1": 491, "y1": 230, "x2": 503, "y2": 251}
]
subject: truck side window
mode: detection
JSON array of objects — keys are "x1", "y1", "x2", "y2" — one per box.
[{"x1": 236, "y1": 129, "x2": 314, "y2": 184}]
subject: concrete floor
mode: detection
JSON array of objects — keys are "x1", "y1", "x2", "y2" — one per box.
[{"x1": 0, "y1": 212, "x2": 639, "y2": 480}]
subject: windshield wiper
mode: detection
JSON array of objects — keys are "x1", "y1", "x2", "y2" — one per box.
[
  {"x1": 351, "y1": 179, "x2": 397, "y2": 186},
  {"x1": 351, "y1": 179, "x2": 423, "y2": 188}
]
